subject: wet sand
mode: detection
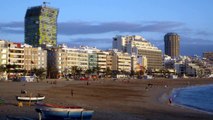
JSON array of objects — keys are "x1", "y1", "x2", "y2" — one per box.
[{"x1": 0, "y1": 78, "x2": 213, "y2": 120}]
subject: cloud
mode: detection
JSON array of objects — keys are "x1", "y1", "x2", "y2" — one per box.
[
  {"x1": 180, "y1": 36, "x2": 213, "y2": 45},
  {"x1": 58, "y1": 37, "x2": 112, "y2": 49},
  {"x1": 196, "y1": 30, "x2": 213, "y2": 36},
  {"x1": 0, "y1": 21, "x2": 24, "y2": 34},
  {"x1": 1, "y1": 21, "x2": 212, "y2": 56},
  {"x1": 58, "y1": 21, "x2": 186, "y2": 35},
  {"x1": 0, "y1": 20, "x2": 187, "y2": 36}
]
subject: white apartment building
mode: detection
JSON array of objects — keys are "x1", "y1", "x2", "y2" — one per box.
[
  {"x1": 112, "y1": 50, "x2": 131, "y2": 72},
  {"x1": 0, "y1": 40, "x2": 47, "y2": 79},
  {"x1": 48, "y1": 45, "x2": 89, "y2": 77},
  {"x1": 97, "y1": 51, "x2": 109, "y2": 73},
  {"x1": 113, "y1": 35, "x2": 162, "y2": 69}
]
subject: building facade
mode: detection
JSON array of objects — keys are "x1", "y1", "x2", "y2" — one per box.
[
  {"x1": 88, "y1": 53, "x2": 98, "y2": 70},
  {"x1": 164, "y1": 33, "x2": 180, "y2": 58},
  {"x1": 47, "y1": 46, "x2": 89, "y2": 78},
  {"x1": 25, "y1": 5, "x2": 59, "y2": 47},
  {"x1": 23, "y1": 45, "x2": 47, "y2": 71},
  {"x1": 0, "y1": 40, "x2": 9, "y2": 65},
  {"x1": 113, "y1": 35, "x2": 162, "y2": 69},
  {"x1": 112, "y1": 50, "x2": 132, "y2": 72},
  {"x1": 97, "y1": 51, "x2": 108, "y2": 73},
  {"x1": 0, "y1": 41, "x2": 47, "y2": 79}
]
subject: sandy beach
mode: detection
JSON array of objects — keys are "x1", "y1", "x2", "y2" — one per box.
[{"x1": 0, "y1": 78, "x2": 213, "y2": 120}]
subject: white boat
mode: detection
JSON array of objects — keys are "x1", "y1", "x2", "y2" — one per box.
[{"x1": 16, "y1": 96, "x2": 45, "y2": 102}]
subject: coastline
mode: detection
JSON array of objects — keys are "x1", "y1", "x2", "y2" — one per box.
[
  {"x1": 169, "y1": 84, "x2": 213, "y2": 115},
  {"x1": 0, "y1": 78, "x2": 213, "y2": 120}
]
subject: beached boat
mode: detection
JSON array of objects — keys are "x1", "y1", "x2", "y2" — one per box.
[
  {"x1": 35, "y1": 103, "x2": 94, "y2": 120},
  {"x1": 16, "y1": 96, "x2": 45, "y2": 102}
]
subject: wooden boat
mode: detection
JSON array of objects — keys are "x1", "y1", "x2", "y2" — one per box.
[
  {"x1": 35, "y1": 103, "x2": 94, "y2": 120},
  {"x1": 16, "y1": 96, "x2": 45, "y2": 102}
]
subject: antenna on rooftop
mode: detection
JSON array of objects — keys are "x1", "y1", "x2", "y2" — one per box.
[{"x1": 43, "y1": 2, "x2": 50, "y2": 7}]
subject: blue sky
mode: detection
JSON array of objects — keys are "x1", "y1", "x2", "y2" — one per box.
[{"x1": 0, "y1": 0, "x2": 213, "y2": 56}]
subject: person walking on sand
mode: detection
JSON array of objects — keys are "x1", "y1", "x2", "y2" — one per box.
[
  {"x1": 169, "y1": 97, "x2": 172, "y2": 104},
  {"x1": 71, "y1": 89, "x2": 74, "y2": 96},
  {"x1": 86, "y1": 81, "x2": 90, "y2": 86}
]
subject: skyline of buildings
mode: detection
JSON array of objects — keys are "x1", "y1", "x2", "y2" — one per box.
[
  {"x1": 0, "y1": 3, "x2": 212, "y2": 80},
  {"x1": 0, "y1": 1, "x2": 212, "y2": 56}
]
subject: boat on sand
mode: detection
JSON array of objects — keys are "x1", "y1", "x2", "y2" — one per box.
[
  {"x1": 16, "y1": 96, "x2": 45, "y2": 102},
  {"x1": 35, "y1": 103, "x2": 94, "y2": 120}
]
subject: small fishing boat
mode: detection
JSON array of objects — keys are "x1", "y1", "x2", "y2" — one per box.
[
  {"x1": 35, "y1": 103, "x2": 94, "y2": 120},
  {"x1": 16, "y1": 96, "x2": 45, "y2": 102}
]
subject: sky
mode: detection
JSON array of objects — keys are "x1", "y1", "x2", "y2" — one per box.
[{"x1": 0, "y1": 0, "x2": 213, "y2": 56}]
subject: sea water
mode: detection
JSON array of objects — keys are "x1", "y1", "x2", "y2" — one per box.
[{"x1": 171, "y1": 84, "x2": 213, "y2": 114}]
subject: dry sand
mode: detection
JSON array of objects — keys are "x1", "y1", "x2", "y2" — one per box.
[{"x1": 0, "y1": 78, "x2": 213, "y2": 120}]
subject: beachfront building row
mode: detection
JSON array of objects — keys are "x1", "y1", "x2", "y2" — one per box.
[
  {"x1": 0, "y1": 40, "x2": 47, "y2": 80},
  {"x1": 163, "y1": 55, "x2": 213, "y2": 77},
  {"x1": 0, "y1": 40, "x2": 147, "y2": 79},
  {"x1": 113, "y1": 35, "x2": 163, "y2": 70},
  {"x1": 47, "y1": 45, "x2": 146, "y2": 78}
]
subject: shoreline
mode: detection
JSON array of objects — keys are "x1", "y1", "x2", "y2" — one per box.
[
  {"x1": 168, "y1": 84, "x2": 213, "y2": 115},
  {"x1": 0, "y1": 78, "x2": 213, "y2": 120}
]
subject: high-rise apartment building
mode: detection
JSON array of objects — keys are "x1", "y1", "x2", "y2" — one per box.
[
  {"x1": 25, "y1": 4, "x2": 59, "y2": 47},
  {"x1": 113, "y1": 35, "x2": 162, "y2": 69},
  {"x1": 164, "y1": 33, "x2": 180, "y2": 58}
]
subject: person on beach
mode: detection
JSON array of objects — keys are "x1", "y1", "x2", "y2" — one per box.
[
  {"x1": 21, "y1": 90, "x2": 27, "y2": 94},
  {"x1": 71, "y1": 89, "x2": 74, "y2": 96},
  {"x1": 145, "y1": 86, "x2": 149, "y2": 91},
  {"x1": 87, "y1": 81, "x2": 90, "y2": 85},
  {"x1": 169, "y1": 97, "x2": 172, "y2": 104}
]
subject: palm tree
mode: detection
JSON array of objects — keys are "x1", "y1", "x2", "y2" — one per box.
[
  {"x1": 85, "y1": 68, "x2": 93, "y2": 76},
  {"x1": 105, "y1": 67, "x2": 112, "y2": 78},
  {"x1": 94, "y1": 67, "x2": 100, "y2": 76},
  {"x1": 0, "y1": 65, "x2": 7, "y2": 80},
  {"x1": 71, "y1": 66, "x2": 81, "y2": 79},
  {"x1": 47, "y1": 65, "x2": 58, "y2": 79},
  {"x1": 0, "y1": 65, "x2": 7, "y2": 72},
  {"x1": 31, "y1": 68, "x2": 46, "y2": 81},
  {"x1": 6, "y1": 64, "x2": 19, "y2": 80},
  {"x1": 76, "y1": 67, "x2": 83, "y2": 78}
]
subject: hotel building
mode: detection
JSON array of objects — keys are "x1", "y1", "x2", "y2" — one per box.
[{"x1": 113, "y1": 35, "x2": 162, "y2": 69}]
